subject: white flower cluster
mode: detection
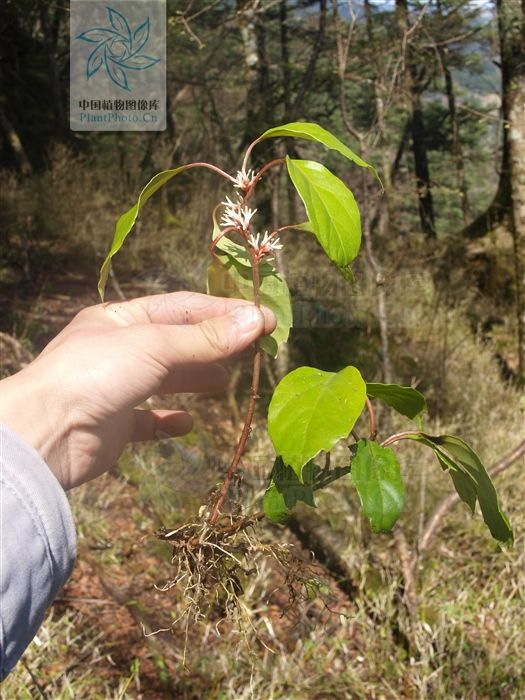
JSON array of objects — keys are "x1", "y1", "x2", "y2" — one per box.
[
  {"x1": 219, "y1": 171, "x2": 285, "y2": 261},
  {"x1": 220, "y1": 196, "x2": 257, "y2": 231},
  {"x1": 247, "y1": 230, "x2": 283, "y2": 260}
]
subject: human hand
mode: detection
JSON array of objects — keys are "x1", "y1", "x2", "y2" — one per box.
[{"x1": 0, "y1": 292, "x2": 275, "y2": 490}]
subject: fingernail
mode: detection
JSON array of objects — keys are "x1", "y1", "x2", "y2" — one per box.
[{"x1": 231, "y1": 305, "x2": 261, "y2": 333}]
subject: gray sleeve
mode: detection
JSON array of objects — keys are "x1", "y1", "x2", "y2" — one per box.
[{"x1": 0, "y1": 424, "x2": 77, "y2": 680}]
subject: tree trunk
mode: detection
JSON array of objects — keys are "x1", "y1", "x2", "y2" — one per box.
[
  {"x1": 279, "y1": 0, "x2": 298, "y2": 222},
  {"x1": 291, "y1": 0, "x2": 327, "y2": 118},
  {"x1": 460, "y1": 2, "x2": 517, "y2": 240},
  {"x1": 0, "y1": 108, "x2": 32, "y2": 175},
  {"x1": 40, "y1": 1, "x2": 66, "y2": 131},
  {"x1": 498, "y1": 0, "x2": 525, "y2": 384},
  {"x1": 363, "y1": 0, "x2": 394, "y2": 235},
  {"x1": 279, "y1": 0, "x2": 292, "y2": 122},
  {"x1": 443, "y1": 60, "x2": 470, "y2": 222},
  {"x1": 237, "y1": 0, "x2": 271, "y2": 153},
  {"x1": 333, "y1": 0, "x2": 393, "y2": 383},
  {"x1": 396, "y1": 0, "x2": 436, "y2": 238},
  {"x1": 410, "y1": 85, "x2": 435, "y2": 236},
  {"x1": 435, "y1": 0, "x2": 470, "y2": 222}
]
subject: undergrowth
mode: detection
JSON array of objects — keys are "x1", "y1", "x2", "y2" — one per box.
[{"x1": 5, "y1": 259, "x2": 523, "y2": 699}]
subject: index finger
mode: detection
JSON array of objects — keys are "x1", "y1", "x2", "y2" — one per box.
[{"x1": 101, "y1": 292, "x2": 263, "y2": 327}]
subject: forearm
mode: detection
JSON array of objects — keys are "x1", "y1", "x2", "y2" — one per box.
[{"x1": 0, "y1": 424, "x2": 76, "y2": 679}]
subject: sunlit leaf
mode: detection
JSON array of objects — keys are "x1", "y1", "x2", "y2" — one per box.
[
  {"x1": 98, "y1": 165, "x2": 190, "y2": 300},
  {"x1": 366, "y1": 383, "x2": 426, "y2": 421},
  {"x1": 257, "y1": 121, "x2": 381, "y2": 184},
  {"x1": 268, "y1": 365, "x2": 366, "y2": 479},
  {"x1": 293, "y1": 221, "x2": 315, "y2": 233},
  {"x1": 286, "y1": 158, "x2": 361, "y2": 278},
  {"x1": 351, "y1": 440, "x2": 405, "y2": 532},
  {"x1": 207, "y1": 244, "x2": 292, "y2": 357}
]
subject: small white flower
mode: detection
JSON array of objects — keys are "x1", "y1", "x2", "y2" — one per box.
[
  {"x1": 220, "y1": 195, "x2": 256, "y2": 230},
  {"x1": 263, "y1": 231, "x2": 283, "y2": 251},
  {"x1": 233, "y1": 168, "x2": 255, "y2": 191},
  {"x1": 247, "y1": 230, "x2": 283, "y2": 259},
  {"x1": 247, "y1": 231, "x2": 261, "y2": 249}
]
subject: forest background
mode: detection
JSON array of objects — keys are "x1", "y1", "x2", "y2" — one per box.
[{"x1": 1, "y1": 0, "x2": 524, "y2": 698}]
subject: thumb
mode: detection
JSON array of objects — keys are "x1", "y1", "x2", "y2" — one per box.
[{"x1": 133, "y1": 304, "x2": 276, "y2": 367}]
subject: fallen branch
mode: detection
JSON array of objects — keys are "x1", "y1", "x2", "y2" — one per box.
[{"x1": 392, "y1": 525, "x2": 418, "y2": 621}]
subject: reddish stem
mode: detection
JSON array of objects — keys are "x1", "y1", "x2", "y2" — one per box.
[
  {"x1": 208, "y1": 247, "x2": 262, "y2": 526},
  {"x1": 275, "y1": 223, "x2": 309, "y2": 234},
  {"x1": 160, "y1": 511, "x2": 266, "y2": 548},
  {"x1": 207, "y1": 154, "x2": 285, "y2": 526},
  {"x1": 209, "y1": 225, "x2": 239, "y2": 260},
  {"x1": 244, "y1": 158, "x2": 285, "y2": 203},
  {"x1": 365, "y1": 396, "x2": 377, "y2": 441},
  {"x1": 241, "y1": 137, "x2": 262, "y2": 173},
  {"x1": 380, "y1": 431, "x2": 420, "y2": 449},
  {"x1": 187, "y1": 162, "x2": 237, "y2": 183}
]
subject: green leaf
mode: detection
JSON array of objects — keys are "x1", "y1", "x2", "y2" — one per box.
[
  {"x1": 258, "y1": 121, "x2": 381, "y2": 184},
  {"x1": 408, "y1": 433, "x2": 513, "y2": 544},
  {"x1": 286, "y1": 158, "x2": 361, "y2": 277},
  {"x1": 351, "y1": 440, "x2": 405, "y2": 532},
  {"x1": 366, "y1": 383, "x2": 427, "y2": 421},
  {"x1": 263, "y1": 459, "x2": 352, "y2": 523},
  {"x1": 98, "y1": 165, "x2": 190, "y2": 300},
  {"x1": 314, "y1": 464, "x2": 352, "y2": 491},
  {"x1": 215, "y1": 236, "x2": 252, "y2": 266},
  {"x1": 207, "y1": 249, "x2": 292, "y2": 357},
  {"x1": 263, "y1": 485, "x2": 290, "y2": 524},
  {"x1": 268, "y1": 365, "x2": 366, "y2": 479},
  {"x1": 263, "y1": 459, "x2": 319, "y2": 523},
  {"x1": 293, "y1": 221, "x2": 315, "y2": 234}
]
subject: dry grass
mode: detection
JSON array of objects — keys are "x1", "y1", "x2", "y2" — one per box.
[
  {"x1": 0, "y1": 608, "x2": 141, "y2": 700},
  {"x1": 2, "y1": 167, "x2": 524, "y2": 698}
]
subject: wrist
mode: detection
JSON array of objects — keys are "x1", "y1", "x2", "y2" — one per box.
[{"x1": 0, "y1": 367, "x2": 72, "y2": 488}]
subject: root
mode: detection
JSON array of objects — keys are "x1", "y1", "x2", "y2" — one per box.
[
  {"x1": 155, "y1": 514, "x2": 276, "y2": 624},
  {"x1": 151, "y1": 512, "x2": 338, "y2": 660}
]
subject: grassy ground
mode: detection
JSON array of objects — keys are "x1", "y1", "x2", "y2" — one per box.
[
  {"x1": 2, "y1": 265, "x2": 524, "y2": 700},
  {"x1": 1, "y1": 161, "x2": 524, "y2": 698},
  {"x1": 3, "y1": 453, "x2": 523, "y2": 699}
]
